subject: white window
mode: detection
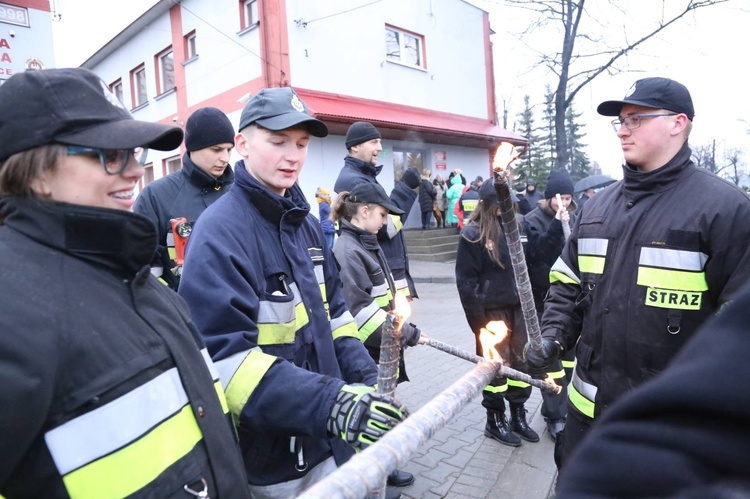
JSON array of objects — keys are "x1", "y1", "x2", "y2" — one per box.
[
  {"x1": 164, "y1": 156, "x2": 181, "y2": 175},
  {"x1": 241, "y1": 0, "x2": 258, "y2": 30},
  {"x1": 143, "y1": 163, "x2": 154, "y2": 186},
  {"x1": 131, "y1": 65, "x2": 147, "y2": 108},
  {"x1": 185, "y1": 31, "x2": 197, "y2": 59},
  {"x1": 157, "y1": 48, "x2": 175, "y2": 94},
  {"x1": 385, "y1": 26, "x2": 424, "y2": 68},
  {"x1": 110, "y1": 79, "x2": 123, "y2": 105}
]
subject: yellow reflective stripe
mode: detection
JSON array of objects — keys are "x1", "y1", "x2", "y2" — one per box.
[
  {"x1": 167, "y1": 248, "x2": 176, "y2": 259},
  {"x1": 213, "y1": 380, "x2": 229, "y2": 414},
  {"x1": 257, "y1": 321, "x2": 295, "y2": 345},
  {"x1": 637, "y1": 267, "x2": 708, "y2": 292},
  {"x1": 461, "y1": 200, "x2": 478, "y2": 211},
  {"x1": 568, "y1": 383, "x2": 595, "y2": 419},
  {"x1": 62, "y1": 405, "x2": 201, "y2": 499},
  {"x1": 354, "y1": 301, "x2": 382, "y2": 328},
  {"x1": 390, "y1": 214, "x2": 403, "y2": 232},
  {"x1": 295, "y1": 300, "x2": 310, "y2": 330},
  {"x1": 157, "y1": 277, "x2": 169, "y2": 286},
  {"x1": 330, "y1": 311, "x2": 358, "y2": 340},
  {"x1": 394, "y1": 278, "x2": 410, "y2": 297},
  {"x1": 578, "y1": 255, "x2": 605, "y2": 274},
  {"x1": 483, "y1": 383, "x2": 508, "y2": 393},
  {"x1": 358, "y1": 308, "x2": 388, "y2": 343},
  {"x1": 224, "y1": 350, "x2": 276, "y2": 419},
  {"x1": 550, "y1": 257, "x2": 581, "y2": 285},
  {"x1": 507, "y1": 379, "x2": 530, "y2": 388},
  {"x1": 639, "y1": 247, "x2": 707, "y2": 271},
  {"x1": 578, "y1": 238, "x2": 608, "y2": 256},
  {"x1": 200, "y1": 349, "x2": 229, "y2": 414},
  {"x1": 319, "y1": 283, "x2": 328, "y2": 304},
  {"x1": 547, "y1": 369, "x2": 565, "y2": 379},
  {"x1": 562, "y1": 359, "x2": 575, "y2": 369}
]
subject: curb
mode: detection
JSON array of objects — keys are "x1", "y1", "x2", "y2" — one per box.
[{"x1": 412, "y1": 276, "x2": 455, "y2": 284}]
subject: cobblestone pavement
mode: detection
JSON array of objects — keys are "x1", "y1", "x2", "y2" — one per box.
[{"x1": 393, "y1": 272, "x2": 557, "y2": 498}]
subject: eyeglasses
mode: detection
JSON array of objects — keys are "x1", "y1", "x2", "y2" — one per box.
[
  {"x1": 66, "y1": 146, "x2": 149, "y2": 175},
  {"x1": 610, "y1": 113, "x2": 678, "y2": 132}
]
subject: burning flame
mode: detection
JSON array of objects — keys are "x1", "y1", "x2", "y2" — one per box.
[
  {"x1": 492, "y1": 142, "x2": 524, "y2": 175},
  {"x1": 478, "y1": 320, "x2": 508, "y2": 362},
  {"x1": 393, "y1": 291, "x2": 412, "y2": 325}
]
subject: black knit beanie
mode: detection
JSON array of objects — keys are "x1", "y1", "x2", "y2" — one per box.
[
  {"x1": 185, "y1": 107, "x2": 235, "y2": 152},
  {"x1": 345, "y1": 121, "x2": 381, "y2": 149},
  {"x1": 544, "y1": 169, "x2": 575, "y2": 199}
]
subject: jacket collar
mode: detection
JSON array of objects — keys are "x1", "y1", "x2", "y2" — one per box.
[
  {"x1": 182, "y1": 152, "x2": 235, "y2": 190},
  {"x1": 233, "y1": 160, "x2": 310, "y2": 226},
  {"x1": 344, "y1": 155, "x2": 383, "y2": 178},
  {"x1": 1, "y1": 197, "x2": 157, "y2": 278},
  {"x1": 622, "y1": 142, "x2": 695, "y2": 200},
  {"x1": 339, "y1": 218, "x2": 379, "y2": 250}
]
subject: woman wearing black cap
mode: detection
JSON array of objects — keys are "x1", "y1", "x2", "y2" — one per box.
[
  {"x1": 330, "y1": 182, "x2": 421, "y2": 492},
  {"x1": 455, "y1": 179, "x2": 539, "y2": 447},
  {"x1": 0, "y1": 68, "x2": 249, "y2": 497}
]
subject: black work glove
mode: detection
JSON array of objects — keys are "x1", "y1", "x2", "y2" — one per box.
[
  {"x1": 400, "y1": 323, "x2": 421, "y2": 348},
  {"x1": 400, "y1": 167, "x2": 421, "y2": 189},
  {"x1": 326, "y1": 384, "x2": 408, "y2": 452},
  {"x1": 523, "y1": 338, "x2": 563, "y2": 373}
]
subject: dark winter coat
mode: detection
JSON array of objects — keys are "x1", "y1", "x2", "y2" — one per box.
[
  {"x1": 418, "y1": 178, "x2": 437, "y2": 213},
  {"x1": 334, "y1": 155, "x2": 419, "y2": 298},
  {"x1": 542, "y1": 143, "x2": 750, "y2": 420},
  {"x1": 556, "y1": 281, "x2": 750, "y2": 498},
  {"x1": 179, "y1": 162, "x2": 378, "y2": 487},
  {"x1": 0, "y1": 197, "x2": 248, "y2": 499},
  {"x1": 133, "y1": 152, "x2": 234, "y2": 289}
]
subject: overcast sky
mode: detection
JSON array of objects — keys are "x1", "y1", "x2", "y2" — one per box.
[{"x1": 52, "y1": 0, "x2": 750, "y2": 179}]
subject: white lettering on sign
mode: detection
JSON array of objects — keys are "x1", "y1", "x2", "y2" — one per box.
[{"x1": 0, "y1": 3, "x2": 30, "y2": 27}]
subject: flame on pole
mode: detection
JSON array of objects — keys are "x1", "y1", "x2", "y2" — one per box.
[{"x1": 491, "y1": 142, "x2": 543, "y2": 352}]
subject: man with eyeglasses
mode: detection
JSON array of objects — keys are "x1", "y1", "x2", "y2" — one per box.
[{"x1": 525, "y1": 77, "x2": 750, "y2": 467}]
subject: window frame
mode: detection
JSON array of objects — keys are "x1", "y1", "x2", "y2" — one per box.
[
  {"x1": 385, "y1": 25, "x2": 426, "y2": 69},
  {"x1": 163, "y1": 155, "x2": 182, "y2": 177},
  {"x1": 239, "y1": 0, "x2": 259, "y2": 31},
  {"x1": 184, "y1": 30, "x2": 197, "y2": 61},
  {"x1": 109, "y1": 78, "x2": 124, "y2": 105},
  {"x1": 155, "y1": 46, "x2": 175, "y2": 96},
  {"x1": 130, "y1": 64, "x2": 148, "y2": 109}
]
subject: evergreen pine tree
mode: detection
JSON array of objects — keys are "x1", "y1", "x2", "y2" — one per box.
[{"x1": 565, "y1": 104, "x2": 591, "y2": 182}]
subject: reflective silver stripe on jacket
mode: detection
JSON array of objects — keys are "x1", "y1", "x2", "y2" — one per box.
[
  {"x1": 200, "y1": 348, "x2": 220, "y2": 381},
  {"x1": 550, "y1": 257, "x2": 581, "y2": 284},
  {"x1": 257, "y1": 283, "x2": 303, "y2": 324},
  {"x1": 639, "y1": 247, "x2": 708, "y2": 271},
  {"x1": 44, "y1": 368, "x2": 189, "y2": 475},
  {"x1": 578, "y1": 238, "x2": 608, "y2": 256},
  {"x1": 215, "y1": 348, "x2": 256, "y2": 386},
  {"x1": 572, "y1": 367, "x2": 598, "y2": 403}
]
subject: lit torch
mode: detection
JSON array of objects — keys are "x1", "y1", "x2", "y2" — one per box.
[{"x1": 492, "y1": 142, "x2": 543, "y2": 353}]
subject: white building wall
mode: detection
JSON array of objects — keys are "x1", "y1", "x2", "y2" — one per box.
[
  {"x1": 287, "y1": 0, "x2": 488, "y2": 119},
  {"x1": 1, "y1": 6, "x2": 55, "y2": 79},
  {"x1": 179, "y1": 0, "x2": 263, "y2": 107}
]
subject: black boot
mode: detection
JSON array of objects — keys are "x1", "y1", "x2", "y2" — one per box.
[
  {"x1": 387, "y1": 468, "x2": 414, "y2": 487},
  {"x1": 510, "y1": 405, "x2": 540, "y2": 442},
  {"x1": 485, "y1": 411, "x2": 521, "y2": 447}
]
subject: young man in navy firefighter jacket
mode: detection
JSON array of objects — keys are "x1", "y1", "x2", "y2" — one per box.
[
  {"x1": 179, "y1": 87, "x2": 407, "y2": 498},
  {"x1": 525, "y1": 77, "x2": 750, "y2": 466}
]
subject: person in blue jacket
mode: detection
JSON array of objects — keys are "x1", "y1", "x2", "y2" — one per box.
[
  {"x1": 134, "y1": 106, "x2": 235, "y2": 289},
  {"x1": 178, "y1": 87, "x2": 407, "y2": 499},
  {"x1": 315, "y1": 186, "x2": 336, "y2": 249}
]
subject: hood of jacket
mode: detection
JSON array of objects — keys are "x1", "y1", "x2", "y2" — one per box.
[
  {"x1": 1, "y1": 196, "x2": 157, "y2": 277},
  {"x1": 450, "y1": 174, "x2": 464, "y2": 186},
  {"x1": 182, "y1": 151, "x2": 235, "y2": 191}
]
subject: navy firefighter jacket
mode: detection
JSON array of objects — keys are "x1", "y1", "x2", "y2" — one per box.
[{"x1": 178, "y1": 161, "x2": 378, "y2": 486}]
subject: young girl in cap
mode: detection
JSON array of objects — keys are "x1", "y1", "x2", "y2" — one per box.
[{"x1": 455, "y1": 179, "x2": 539, "y2": 448}]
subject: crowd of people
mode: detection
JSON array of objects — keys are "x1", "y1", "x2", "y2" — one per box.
[{"x1": 2, "y1": 67, "x2": 749, "y2": 498}]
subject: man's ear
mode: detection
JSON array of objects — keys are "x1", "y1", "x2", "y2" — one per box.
[
  {"x1": 671, "y1": 114, "x2": 689, "y2": 136},
  {"x1": 234, "y1": 132, "x2": 249, "y2": 157}
]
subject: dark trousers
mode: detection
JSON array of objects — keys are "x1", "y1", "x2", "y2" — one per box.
[
  {"x1": 558, "y1": 403, "x2": 595, "y2": 468},
  {"x1": 468, "y1": 305, "x2": 532, "y2": 414},
  {"x1": 421, "y1": 210, "x2": 433, "y2": 229}
]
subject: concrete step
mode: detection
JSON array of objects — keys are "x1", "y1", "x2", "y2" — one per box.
[
  {"x1": 404, "y1": 228, "x2": 460, "y2": 263},
  {"x1": 408, "y1": 250, "x2": 457, "y2": 262},
  {"x1": 403, "y1": 227, "x2": 458, "y2": 240},
  {"x1": 406, "y1": 235, "x2": 459, "y2": 248}
]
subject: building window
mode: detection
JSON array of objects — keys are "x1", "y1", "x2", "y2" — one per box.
[
  {"x1": 156, "y1": 48, "x2": 175, "y2": 94},
  {"x1": 164, "y1": 155, "x2": 181, "y2": 176},
  {"x1": 130, "y1": 65, "x2": 147, "y2": 108},
  {"x1": 240, "y1": 0, "x2": 258, "y2": 30},
  {"x1": 385, "y1": 26, "x2": 424, "y2": 68},
  {"x1": 142, "y1": 163, "x2": 154, "y2": 187},
  {"x1": 184, "y1": 30, "x2": 197, "y2": 60},
  {"x1": 393, "y1": 150, "x2": 424, "y2": 185},
  {"x1": 110, "y1": 79, "x2": 123, "y2": 105}
]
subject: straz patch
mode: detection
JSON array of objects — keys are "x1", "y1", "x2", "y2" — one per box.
[{"x1": 645, "y1": 287, "x2": 702, "y2": 310}]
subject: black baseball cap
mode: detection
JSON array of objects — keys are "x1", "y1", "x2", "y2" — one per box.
[
  {"x1": 239, "y1": 87, "x2": 328, "y2": 137},
  {"x1": 0, "y1": 68, "x2": 183, "y2": 162},
  {"x1": 597, "y1": 77, "x2": 694, "y2": 121},
  {"x1": 349, "y1": 182, "x2": 404, "y2": 215}
]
